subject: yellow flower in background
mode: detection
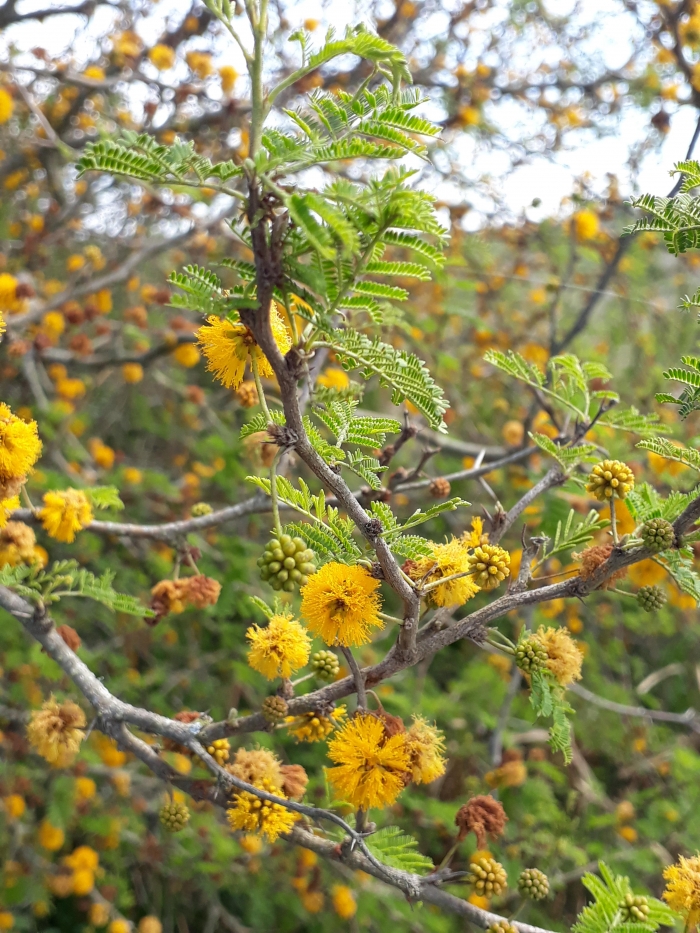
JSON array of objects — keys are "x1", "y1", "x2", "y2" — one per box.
[
  {"x1": 219, "y1": 65, "x2": 238, "y2": 93},
  {"x1": 108, "y1": 920, "x2": 131, "y2": 933},
  {"x1": 0, "y1": 88, "x2": 13, "y2": 124},
  {"x1": 405, "y1": 716, "x2": 446, "y2": 784},
  {"x1": 0, "y1": 911, "x2": 14, "y2": 930},
  {"x1": 485, "y1": 759, "x2": 527, "y2": 788},
  {"x1": 326, "y1": 713, "x2": 411, "y2": 810},
  {"x1": 664, "y1": 854, "x2": 700, "y2": 926},
  {"x1": 226, "y1": 777, "x2": 298, "y2": 841},
  {"x1": 138, "y1": 918, "x2": 163, "y2": 933},
  {"x1": 39, "y1": 489, "x2": 93, "y2": 542},
  {"x1": 56, "y1": 377, "x2": 86, "y2": 400},
  {"x1": 173, "y1": 343, "x2": 200, "y2": 367},
  {"x1": 332, "y1": 884, "x2": 357, "y2": 919},
  {"x1": 27, "y1": 697, "x2": 86, "y2": 766},
  {"x1": 246, "y1": 612, "x2": 311, "y2": 680},
  {"x1": 41, "y1": 311, "x2": 65, "y2": 340},
  {"x1": 574, "y1": 209, "x2": 599, "y2": 241},
  {"x1": 75, "y1": 776, "x2": 96, "y2": 801},
  {"x1": 0, "y1": 497, "x2": 21, "y2": 530},
  {"x1": 123, "y1": 467, "x2": 143, "y2": 484},
  {"x1": 122, "y1": 362, "x2": 144, "y2": 384},
  {"x1": 149, "y1": 44, "x2": 176, "y2": 70},
  {"x1": 67, "y1": 254, "x2": 86, "y2": 272},
  {"x1": 89, "y1": 437, "x2": 115, "y2": 469},
  {"x1": 300, "y1": 562, "x2": 383, "y2": 647},
  {"x1": 3, "y1": 794, "x2": 25, "y2": 819},
  {"x1": 317, "y1": 367, "x2": 350, "y2": 390},
  {"x1": 38, "y1": 819, "x2": 65, "y2": 851},
  {"x1": 197, "y1": 304, "x2": 291, "y2": 389},
  {"x1": 186, "y1": 50, "x2": 213, "y2": 78},
  {"x1": 83, "y1": 65, "x2": 105, "y2": 81}
]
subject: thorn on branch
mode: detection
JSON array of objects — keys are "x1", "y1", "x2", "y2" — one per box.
[{"x1": 266, "y1": 422, "x2": 299, "y2": 450}]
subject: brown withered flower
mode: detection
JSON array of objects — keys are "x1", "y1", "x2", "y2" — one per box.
[
  {"x1": 455, "y1": 794, "x2": 508, "y2": 845},
  {"x1": 577, "y1": 543, "x2": 627, "y2": 589}
]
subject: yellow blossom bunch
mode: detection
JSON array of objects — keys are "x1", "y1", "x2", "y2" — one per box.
[
  {"x1": 246, "y1": 612, "x2": 311, "y2": 680},
  {"x1": 226, "y1": 777, "x2": 298, "y2": 842},
  {"x1": 326, "y1": 712, "x2": 411, "y2": 810},
  {"x1": 197, "y1": 304, "x2": 291, "y2": 389},
  {"x1": 27, "y1": 697, "x2": 86, "y2": 766},
  {"x1": 406, "y1": 537, "x2": 480, "y2": 606},
  {"x1": 39, "y1": 489, "x2": 93, "y2": 543},
  {"x1": 467, "y1": 544, "x2": 511, "y2": 590},
  {"x1": 300, "y1": 562, "x2": 383, "y2": 646},
  {"x1": 405, "y1": 716, "x2": 447, "y2": 784},
  {"x1": 332, "y1": 884, "x2": 357, "y2": 919},
  {"x1": 0, "y1": 402, "x2": 42, "y2": 499},
  {"x1": 532, "y1": 626, "x2": 583, "y2": 686},
  {"x1": 286, "y1": 706, "x2": 347, "y2": 743},
  {"x1": 664, "y1": 854, "x2": 700, "y2": 926},
  {"x1": 585, "y1": 459, "x2": 635, "y2": 502}
]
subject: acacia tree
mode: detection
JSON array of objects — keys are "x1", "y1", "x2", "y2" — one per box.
[{"x1": 5, "y1": 1, "x2": 700, "y2": 932}]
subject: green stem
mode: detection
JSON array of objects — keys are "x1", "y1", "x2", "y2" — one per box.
[
  {"x1": 269, "y1": 449, "x2": 284, "y2": 539},
  {"x1": 610, "y1": 497, "x2": 618, "y2": 545},
  {"x1": 251, "y1": 354, "x2": 272, "y2": 422}
]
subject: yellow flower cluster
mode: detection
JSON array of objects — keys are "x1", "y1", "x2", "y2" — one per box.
[
  {"x1": 664, "y1": 854, "x2": 700, "y2": 926},
  {"x1": 300, "y1": 562, "x2": 383, "y2": 646},
  {"x1": 585, "y1": 459, "x2": 635, "y2": 502},
  {"x1": 246, "y1": 612, "x2": 311, "y2": 680},
  {"x1": 0, "y1": 403, "x2": 42, "y2": 503},
  {"x1": 326, "y1": 713, "x2": 410, "y2": 810},
  {"x1": 226, "y1": 777, "x2": 298, "y2": 842},
  {"x1": 286, "y1": 706, "x2": 347, "y2": 743},
  {"x1": 532, "y1": 626, "x2": 584, "y2": 686},
  {"x1": 467, "y1": 543, "x2": 511, "y2": 590},
  {"x1": 0, "y1": 521, "x2": 44, "y2": 567},
  {"x1": 63, "y1": 845, "x2": 99, "y2": 896},
  {"x1": 197, "y1": 304, "x2": 291, "y2": 389},
  {"x1": 39, "y1": 489, "x2": 93, "y2": 543},
  {"x1": 407, "y1": 537, "x2": 480, "y2": 607},
  {"x1": 27, "y1": 697, "x2": 86, "y2": 766},
  {"x1": 405, "y1": 715, "x2": 446, "y2": 784}
]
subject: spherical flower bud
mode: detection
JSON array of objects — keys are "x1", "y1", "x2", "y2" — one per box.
[
  {"x1": 235, "y1": 380, "x2": 259, "y2": 408},
  {"x1": 259, "y1": 535, "x2": 317, "y2": 593},
  {"x1": 467, "y1": 544, "x2": 511, "y2": 590},
  {"x1": 159, "y1": 800, "x2": 190, "y2": 832},
  {"x1": 640, "y1": 518, "x2": 675, "y2": 552},
  {"x1": 311, "y1": 650, "x2": 340, "y2": 681},
  {"x1": 585, "y1": 459, "x2": 635, "y2": 501},
  {"x1": 487, "y1": 921, "x2": 517, "y2": 933},
  {"x1": 467, "y1": 856, "x2": 508, "y2": 897},
  {"x1": 515, "y1": 638, "x2": 548, "y2": 674},
  {"x1": 191, "y1": 502, "x2": 213, "y2": 516},
  {"x1": 518, "y1": 867, "x2": 550, "y2": 900},
  {"x1": 637, "y1": 585, "x2": 667, "y2": 612},
  {"x1": 262, "y1": 695, "x2": 289, "y2": 722},
  {"x1": 619, "y1": 894, "x2": 649, "y2": 922},
  {"x1": 206, "y1": 738, "x2": 230, "y2": 766}
]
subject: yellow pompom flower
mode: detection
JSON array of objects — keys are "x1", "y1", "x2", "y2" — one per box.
[
  {"x1": 122, "y1": 363, "x2": 143, "y2": 384},
  {"x1": 574, "y1": 209, "x2": 599, "y2": 241},
  {"x1": 0, "y1": 403, "x2": 42, "y2": 496},
  {"x1": 0, "y1": 496, "x2": 20, "y2": 529},
  {"x1": 226, "y1": 777, "x2": 298, "y2": 842},
  {"x1": 0, "y1": 911, "x2": 14, "y2": 930},
  {"x1": 332, "y1": 885, "x2": 357, "y2": 919},
  {"x1": 71, "y1": 868, "x2": 95, "y2": 895},
  {"x1": 149, "y1": 44, "x2": 176, "y2": 70},
  {"x1": 39, "y1": 489, "x2": 93, "y2": 542},
  {"x1": 27, "y1": 697, "x2": 86, "y2": 765},
  {"x1": 89, "y1": 902, "x2": 110, "y2": 926},
  {"x1": 75, "y1": 776, "x2": 96, "y2": 800},
  {"x1": 300, "y1": 562, "x2": 383, "y2": 647},
  {"x1": 219, "y1": 65, "x2": 238, "y2": 93},
  {"x1": 207, "y1": 738, "x2": 230, "y2": 766},
  {"x1": 108, "y1": 921, "x2": 131, "y2": 933},
  {"x1": 173, "y1": 343, "x2": 200, "y2": 367},
  {"x1": 38, "y1": 819, "x2": 65, "y2": 851},
  {"x1": 286, "y1": 706, "x2": 346, "y2": 743},
  {"x1": 532, "y1": 626, "x2": 583, "y2": 686},
  {"x1": 466, "y1": 544, "x2": 511, "y2": 590},
  {"x1": 405, "y1": 716, "x2": 446, "y2": 784},
  {"x1": 3, "y1": 794, "x2": 25, "y2": 819},
  {"x1": 197, "y1": 304, "x2": 292, "y2": 389},
  {"x1": 138, "y1": 918, "x2": 163, "y2": 933},
  {"x1": 41, "y1": 311, "x2": 65, "y2": 340},
  {"x1": 407, "y1": 538, "x2": 480, "y2": 607},
  {"x1": 317, "y1": 367, "x2": 350, "y2": 390},
  {"x1": 246, "y1": 613, "x2": 311, "y2": 680},
  {"x1": 664, "y1": 854, "x2": 700, "y2": 927},
  {"x1": 64, "y1": 845, "x2": 99, "y2": 871},
  {"x1": 326, "y1": 713, "x2": 411, "y2": 810},
  {"x1": 585, "y1": 459, "x2": 635, "y2": 501},
  {"x1": 0, "y1": 88, "x2": 13, "y2": 124}
]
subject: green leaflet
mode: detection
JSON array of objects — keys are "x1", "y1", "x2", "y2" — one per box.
[
  {"x1": 540, "y1": 509, "x2": 608, "y2": 561},
  {"x1": 637, "y1": 436, "x2": 700, "y2": 471},
  {"x1": 0, "y1": 561, "x2": 152, "y2": 617},
  {"x1": 320, "y1": 329, "x2": 449, "y2": 432},
  {"x1": 365, "y1": 826, "x2": 434, "y2": 875},
  {"x1": 83, "y1": 486, "x2": 124, "y2": 511},
  {"x1": 529, "y1": 670, "x2": 573, "y2": 764},
  {"x1": 573, "y1": 862, "x2": 675, "y2": 933},
  {"x1": 529, "y1": 432, "x2": 599, "y2": 470}
]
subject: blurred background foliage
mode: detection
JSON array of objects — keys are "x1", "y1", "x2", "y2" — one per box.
[{"x1": 2, "y1": 0, "x2": 700, "y2": 931}]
